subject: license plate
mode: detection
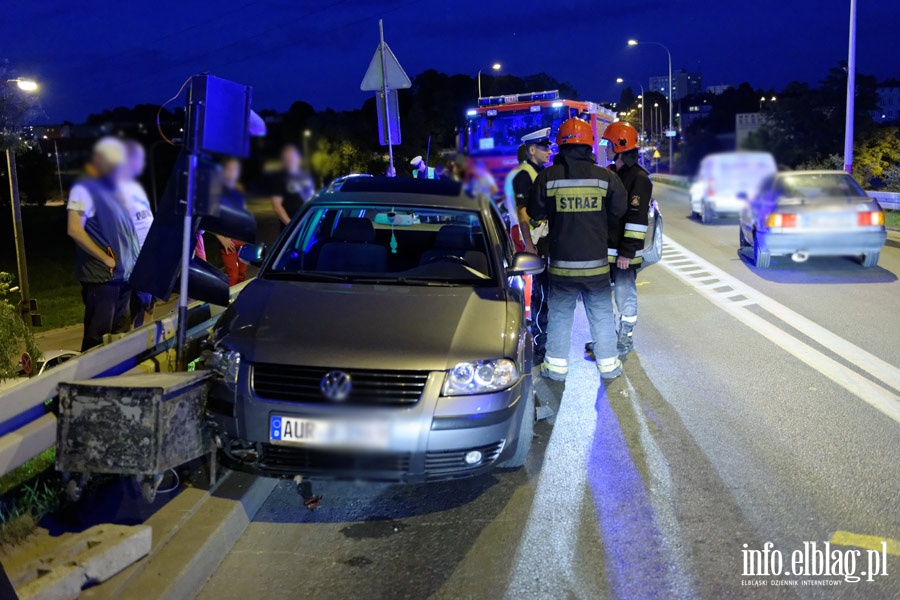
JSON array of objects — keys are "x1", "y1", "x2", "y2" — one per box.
[
  {"x1": 269, "y1": 416, "x2": 391, "y2": 450},
  {"x1": 804, "y1": 214, "x2": 854, "y2": 229}
]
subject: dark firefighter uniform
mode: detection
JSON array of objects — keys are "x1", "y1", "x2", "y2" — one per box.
[
  {"x1": 608, "y1": 156, "x2": 652, "y2": 266},
  {"x1": 527, "y1": 119, "x2": 628, "y2": 381}
]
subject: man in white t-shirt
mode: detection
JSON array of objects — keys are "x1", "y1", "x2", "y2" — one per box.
[
  {"x1": 121, "y1": 140, "x2": 155, "y2": 326},
  {"x1": 121, "y1": 141, "x2": 153, "y2": 246}
]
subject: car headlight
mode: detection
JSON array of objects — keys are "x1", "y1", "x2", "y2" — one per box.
[
  {"x1": 207, "y1": 348, "x2": 241, "y2": 390},
  {"x1": 442, "y1": 359, "x2": 519, "y2": 396}
]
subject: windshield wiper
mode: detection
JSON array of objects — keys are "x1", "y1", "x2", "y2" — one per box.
[
  {"x1": 355, "y1": 277, "x2": 463, "y2": 287},
  {"x1": 265, "y1": 271, "x2": 353, "y2": 282}
]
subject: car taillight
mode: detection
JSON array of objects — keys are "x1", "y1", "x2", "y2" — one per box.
[
  {"x1": 857, "y1": 211, "x2": 884, "y2": 226},
  {"x1": 767, "y1": 213, "x2": 797, "y2": 228},
  {"x1": 707, "y1": 178, "x2": 715, "y2": 197}
]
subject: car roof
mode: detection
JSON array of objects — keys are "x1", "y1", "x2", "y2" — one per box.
[
  {"x1": 39, "y1": 349, "x2": 79, "y2": 361},
  {"x1": 313, "y1": 176, "x2": 487, "y2": 210}
]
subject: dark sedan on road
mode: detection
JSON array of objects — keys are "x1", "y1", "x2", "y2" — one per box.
[
  {"x1": 739, "y1": 171, "x2": 887, "y2": 269},
  {"x1": 204, "y1": 176, "x2": 544, "y2": 483}
]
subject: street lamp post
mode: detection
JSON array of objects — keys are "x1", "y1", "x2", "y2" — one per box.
[
  {"x1": 3, "y1": 78, "x2": 39, "y2": 326},
  {"x1": 843, "y1": 0, "x2": 857, "y2": 173},
  {"x1": 477, "y1": 63, "x2": 501, "y2": 99},
  {"x1": 303, "y1": 129, "x2": 312, "y2": 161},
  {"x1": 616, "y1": 78, "x2": 645, "y2": 145},
  {"x1": 628, "y1": 39, "x2": 674, "y2": 173}
]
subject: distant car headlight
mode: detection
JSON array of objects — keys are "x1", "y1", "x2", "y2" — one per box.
[
  {"x1": 207, "y1": 348, "x2": 241, "y2": 390},
  {"x1": 442, "y1": 359, "x2": 519, "y2": 396}
]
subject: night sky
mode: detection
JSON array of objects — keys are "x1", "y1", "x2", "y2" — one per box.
[{"x1": 5, "y1": 0, "x2": 899, "y2": 123}]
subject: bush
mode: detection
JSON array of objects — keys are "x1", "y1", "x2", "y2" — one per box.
[{"x1": 0, "y1": 272, "x2": 40, "y2": 381}]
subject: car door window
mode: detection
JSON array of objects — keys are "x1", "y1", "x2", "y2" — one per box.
[{"x1": 489, "y1": 206, "x2": 513, "y2": 268}]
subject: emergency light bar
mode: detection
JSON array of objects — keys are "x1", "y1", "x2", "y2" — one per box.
[{"x1": 477, "y1": 89, "x2": 560, "y2": 107}]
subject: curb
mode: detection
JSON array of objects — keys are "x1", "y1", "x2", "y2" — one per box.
[{"x1": 81, "y1": 471, "x2": 276, "y2": 600}]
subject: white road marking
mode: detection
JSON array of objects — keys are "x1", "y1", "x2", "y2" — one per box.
[{"x1": 660, "y1": 236, "x2": 900, "y2": 424}]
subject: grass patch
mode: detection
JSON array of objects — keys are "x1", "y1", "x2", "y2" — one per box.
[
  {"x1": 885, "y1": 210, "x2": 900, "y2": 231},
  {"x1": 0, "y1": 205, "x2": 83, "y2": 331},
  {"x1": 0, "y1": 448, "x2": 62, "y2": 547}
]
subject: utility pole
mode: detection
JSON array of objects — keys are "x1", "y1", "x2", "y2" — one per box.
[{"x1": 843, "y1": 0, "x2": 857, "y2": 174}]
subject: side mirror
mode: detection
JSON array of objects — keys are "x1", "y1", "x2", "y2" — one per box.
[
  {"x1": 506, "y1": 253, "x2": 545, "y2": 277},
  {"x1": 238, "y1": 243, "x2": 267, "y2": 267}
]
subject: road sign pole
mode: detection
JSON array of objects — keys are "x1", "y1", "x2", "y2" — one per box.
[{"x1": 379, "y1": 20, "x2": 395, "y2": 174}]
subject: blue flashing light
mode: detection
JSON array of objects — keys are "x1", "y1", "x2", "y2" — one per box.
[
  {"x1": 530, "y1": 105, "x2": 542, "y2": 113},
  {"x1": 466, "y1": 109, "x2": 478, "y2": 116},
  {"x1": 551, "y1": 101, "x2": 564, "y2": 108},
  {"x1": 478, "y1": 89, "x2": 561, "y2": 107},
  {"x1": 486, "y1": 109, "x2": 498, "y2": 117}
]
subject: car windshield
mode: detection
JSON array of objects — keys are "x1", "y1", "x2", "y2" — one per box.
[
  {"x1": 776, "y1": 173, "x2": 867, "y2": 201},
  {"x1": 267, "y1": 204, "x2": 495, "y2": 285}
]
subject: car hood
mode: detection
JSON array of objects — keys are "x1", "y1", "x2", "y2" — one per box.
[{"x1": 217, "y1": 279, "x2": 511, "y2": 371}]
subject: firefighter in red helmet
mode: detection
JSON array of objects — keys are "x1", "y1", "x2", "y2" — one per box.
[{"x1": 527, "y1": 118, "x2": 628, "y2": 382}]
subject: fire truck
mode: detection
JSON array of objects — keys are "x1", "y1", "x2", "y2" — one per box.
[{"x1": 460, "y1": 90, "x2": 617, "y2": 186}]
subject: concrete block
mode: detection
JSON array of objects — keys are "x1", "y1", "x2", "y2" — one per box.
[{"x1": 6, "y1": 524, "x2": 151, "y2": 600}]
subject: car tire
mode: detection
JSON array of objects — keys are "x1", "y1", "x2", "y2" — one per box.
[
  {"x1": 497, "y1": 385, "x2": 535, "y2": 469},
  {"x1": 739, "y1": 227, "x2": 750, "y2": 248},
  {"x1": 861, "y1": 252, "x2": 880, "y2": 268},
  {"x1": 753, "y1": 235, "x2": 771, "y2": 269},
  {"x1": 701, "y1": 201, "x2": 714, "y2": 225}
]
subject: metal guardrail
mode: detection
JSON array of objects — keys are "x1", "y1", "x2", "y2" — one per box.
[
  {"x1": 650, "y1": 174, "x2": 690, "y2": 188},
  {"x1": 868, "y1": 191, "x2": 900, "y2": 211},
  {"x1": 0, "y1": 287, "x2": 242, "y2": 478}
]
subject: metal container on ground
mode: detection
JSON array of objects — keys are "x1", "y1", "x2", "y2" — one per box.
[{"x1": 56, "y1": 371, "x2": 211, "y2": 502}]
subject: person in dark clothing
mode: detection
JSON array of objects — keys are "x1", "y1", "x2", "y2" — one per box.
[
  {"x1": 271, "y1": 144, "x2": 315, "y2": 230},
  {"x1": 506, "y1": 128, "x2": 552, "y2": 363},
  {"x1": 66, "y1": 137, "x2": 141, "y2": 351},
  {"x1": 528, "y1": 119, "x2": 628, "y2": 382},
  {"x1": 586, "y1": 121, "x2": 653, "y2": 357}
]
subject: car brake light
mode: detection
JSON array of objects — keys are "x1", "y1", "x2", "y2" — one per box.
[
  {"x1": 767, "y1": 213, "x2": 797, "y2": 228},
  {"x1": 857, "y1": 211, "x2": 884, "y2": 226},
  {"x1": 707, "y1": 178, "x2": 715, "y2": 197}
]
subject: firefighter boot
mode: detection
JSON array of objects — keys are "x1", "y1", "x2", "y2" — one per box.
[{"x1": 617, "y1": 319, "x2": 636, "y2": 356}]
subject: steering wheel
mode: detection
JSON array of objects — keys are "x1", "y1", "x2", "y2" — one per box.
[{"x1": 426, "y1": 254, "x2": 471, "y2": 267}]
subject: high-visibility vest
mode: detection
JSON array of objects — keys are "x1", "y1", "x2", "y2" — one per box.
[
  {"x1": 503, "y1": 161, "x2": 538, "y2": 232},
  {"x1": 415, "y1": 167, "x2": 436, "y2": 180}
]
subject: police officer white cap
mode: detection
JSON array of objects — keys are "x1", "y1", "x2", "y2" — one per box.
[
  {"x1": 521, "y1": 128, "x2": 552, "y2": 146},
  {"x1": 410, "y1": 155, "x2": 424, "y2": 168}
]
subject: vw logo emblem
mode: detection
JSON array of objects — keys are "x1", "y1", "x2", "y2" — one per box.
[{"x1": 320, "y1": 370, "x2": 352, "y2": 402}]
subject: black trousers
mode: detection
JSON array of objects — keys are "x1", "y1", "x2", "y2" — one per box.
[
  {"x1": 80, "y1": 281, "x2": 132, "y2": 352},
  {"x1": 531, "y1": 262, "x2": 550, "y2": 356}
]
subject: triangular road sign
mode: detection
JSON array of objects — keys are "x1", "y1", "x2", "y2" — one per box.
[{"x1": 361, "y1": 42, "x2": 412, "y2": 91}]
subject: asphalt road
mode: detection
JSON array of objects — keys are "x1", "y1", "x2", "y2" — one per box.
[{"x1": 198, "y1": 184, "x2": 900, "y2": 599}]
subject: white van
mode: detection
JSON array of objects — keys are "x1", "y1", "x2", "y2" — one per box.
[{"x1": 690, "y1": 151, "x2": 777, "y2": 224}]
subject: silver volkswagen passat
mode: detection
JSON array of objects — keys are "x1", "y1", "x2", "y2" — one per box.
[{"x1": 204, "y1": 176, "x2": 544, "y2": 483}]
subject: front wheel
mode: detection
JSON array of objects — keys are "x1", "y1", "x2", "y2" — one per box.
[
  {"x1": 861, "y1": 252, "x2": 880, "y2": 268},
  {"x1": 753, "y1": 235, "x2": 771, "y2": 269},
  {"x1": 497, "y1": 387, "x2": 535, "y2": 469}
]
